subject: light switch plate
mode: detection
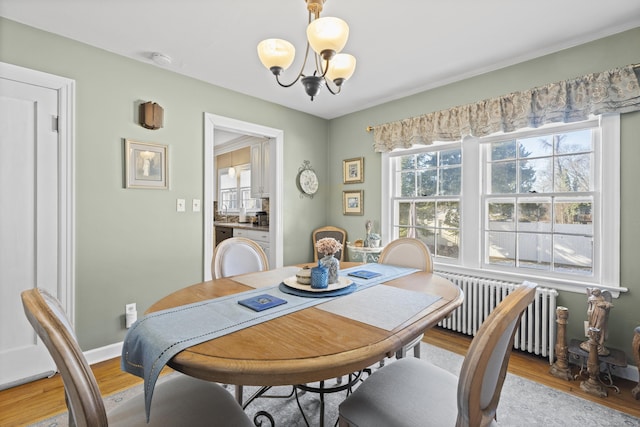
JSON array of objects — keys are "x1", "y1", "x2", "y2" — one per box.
[
  {"x1": 177, "y1": 198, "x2": 186, "y2": 212},
  {"x1": 192, "y1": 199, "x2": 201, "y2": 212}
]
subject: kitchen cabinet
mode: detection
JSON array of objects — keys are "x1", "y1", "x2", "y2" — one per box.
[
  {"x1": 215, "y1": 226, "x2": 233, "y2": 247},
  {"x1": 250, "y1": 140, "x2": 270, "y2": 198}
]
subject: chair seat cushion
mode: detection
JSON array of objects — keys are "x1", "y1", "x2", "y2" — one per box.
[
  {"x1": 339, "y1": 357, "x2": 459, "y2": 427},
  {"x1": 109, "y1": 375, "x2": 253, "y2": 427}
]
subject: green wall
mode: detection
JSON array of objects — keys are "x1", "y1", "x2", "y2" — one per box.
[
  {"x1": 2, "y1": 16, "x2": 639, "y2": 360},
  {"x1": 328, "y1": 27, "x2": 640, "y2": 357},
  {"x1": 0, "y1": 18, "x2": 329, "y2": 349}
]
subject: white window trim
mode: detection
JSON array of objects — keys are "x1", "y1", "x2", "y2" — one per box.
[{"x1": 382, "y1": 114, "x2": 624, "y2": 296}]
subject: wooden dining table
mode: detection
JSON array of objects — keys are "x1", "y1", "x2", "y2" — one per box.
[{"x1": 146, "y1": 262, "x2": 463, "y2": 422}]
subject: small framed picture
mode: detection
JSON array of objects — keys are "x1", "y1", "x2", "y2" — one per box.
[
  {"x1": 343, "y1": 190, "x2": 364, "y2": 215},
  {"x1": 125, "y1": 139, "x2": 168, "y2": 189},
  {"x1": 343, "y1": 157, "x2": 364, "y2": 184}
]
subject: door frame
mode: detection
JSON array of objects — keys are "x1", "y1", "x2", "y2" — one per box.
[
  {"x1": 203, "y1": 113, "x2": 283, "y2": 280},
  {"x1": 0, "y1": 62, "x2": 75, "y2": 322}
]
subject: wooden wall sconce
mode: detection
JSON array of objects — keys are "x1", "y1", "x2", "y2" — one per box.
[{"x1": 140, "y1": 101, "x2": 164, "y2": 130}]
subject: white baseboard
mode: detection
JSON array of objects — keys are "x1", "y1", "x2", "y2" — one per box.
[{"x1": 84, "y1": 341, "x2": 123, "y2": 365}]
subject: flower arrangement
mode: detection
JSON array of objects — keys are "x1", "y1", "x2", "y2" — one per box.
[{"x1": 316, "y1": 237, "x2": 343, "y2": 256}]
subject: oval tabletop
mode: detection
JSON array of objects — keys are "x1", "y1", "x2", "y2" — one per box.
[{"x1": 146, "y1": 263, "x2": 463, "y2": 386}]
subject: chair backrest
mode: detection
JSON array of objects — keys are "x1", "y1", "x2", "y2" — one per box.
[
  {"x1": 378, "y1": 238, "x2": 433, "y2": 272},
  {"x1": 21, "y1": 288, "x2": 108, "y2": 427},
  {"x1": 212, "y1": 237, "x2": 269, "y2": 279},
  {"x1": 456, "y1": 281, "x2": 538, "y2": 427},
  {"x1": 312, "y1": 226, "x2": 347, "y2": 262}
]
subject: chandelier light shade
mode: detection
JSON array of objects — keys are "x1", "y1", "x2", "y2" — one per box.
[
  {"x1": 257, "y1": 0, "x2": 356, "y2": 100},
  {"x1": 306, "y1": 17, "x2": 349, "y2": 58},
  {"x1": 326, "y1": 53, "x2": 356, "y2": 83},
  {"x1": 257, "y1": 39, "x2": 296, "y2": 71}
]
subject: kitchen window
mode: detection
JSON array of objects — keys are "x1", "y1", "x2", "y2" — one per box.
[{"x1": 218, "y1": 164, "x2": 260, "y2": 212}]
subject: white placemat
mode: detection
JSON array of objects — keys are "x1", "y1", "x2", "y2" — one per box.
[{"x1": 317, "y1": 285, "x2": 441, "y2": 331}]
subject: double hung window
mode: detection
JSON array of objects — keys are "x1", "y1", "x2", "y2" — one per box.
[
  {"x1": 390, "y1": 146, "x2": 462, "y2": 259},
  {"x1": 383, "y1": 115, "x2": 619, "y2": 291},
  {"x1": 485, "y1": 128, "x2": 595, "y2": 274}
]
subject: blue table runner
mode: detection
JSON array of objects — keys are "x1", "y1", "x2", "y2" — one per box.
[{"x1": 121, "y1": 263, "x2": 417, "y2": 420}]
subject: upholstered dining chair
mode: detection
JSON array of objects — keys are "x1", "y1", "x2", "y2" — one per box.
[
  {"x1": 378, "y1": 237, "x2": 433, "y2": 272},
  {"x1": 338, "y1": 281, "x2": 538, "y2": 427},
  {"x1": 21, "y1": 288, "x2": 256, "y2": 427},
  {"x1": 212, "y1": 236, "x2": 269, "y2": 279},
  {"x1": 378, "y1": 237, "x2": 433, "y2": 358},
  {"x1": 312, "y1": 226, "x2": 347, "y2": 261}
]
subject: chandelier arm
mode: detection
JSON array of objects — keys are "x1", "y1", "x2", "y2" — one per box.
[
  {"x1": 324, "y1": 78, "x2": 342, "y2": 95},
  {"x1": 274, "y1": 73, "x2": 301, "y2": 88},
  {"x1": 313, "y1": 54, "x2": 331, "y2": 79},
  {"x1": 274, "y1": 10, "x2": 315, "y2": 88}
]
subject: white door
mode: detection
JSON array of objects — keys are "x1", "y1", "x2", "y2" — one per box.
[{"x1": 0, "y1": 64, "x2": 73, "y2": 388}]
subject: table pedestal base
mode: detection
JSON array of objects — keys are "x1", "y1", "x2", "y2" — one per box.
[
  {"x1": 239, "y1": 370, "x2": 368, "y2": 427},
  {"x1": 295, "y1": 370, "x2": 368, "y2": 427}
]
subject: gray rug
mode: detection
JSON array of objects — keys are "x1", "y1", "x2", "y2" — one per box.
[{"x1": 31, "y1": 343, "x2": 640, "y2": 426}]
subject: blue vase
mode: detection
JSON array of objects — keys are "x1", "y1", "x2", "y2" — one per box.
[
  {"x1": 320, "y1": 255, "x2": 340, "y2": 284},
  {"x1": 311, "y1": 261, "x2": 329, "y2": 289}
]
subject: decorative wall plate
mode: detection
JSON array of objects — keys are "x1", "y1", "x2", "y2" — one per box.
[{"x1": 296, "y1": 160, "x2": 318, "y2": 198}]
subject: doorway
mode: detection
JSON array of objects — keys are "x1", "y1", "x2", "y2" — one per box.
[{"x1": 203, "y1": 113, "x2": 283, "y2": 280}]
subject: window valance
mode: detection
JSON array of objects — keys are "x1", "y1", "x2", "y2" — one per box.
[{"x1": 370, "y1": 64, "x2": 640, "y2": 153}]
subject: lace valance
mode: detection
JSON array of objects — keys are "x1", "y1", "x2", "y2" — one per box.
[{"x1": 371, "y1": 64, "x2": 640, "y2": 153}]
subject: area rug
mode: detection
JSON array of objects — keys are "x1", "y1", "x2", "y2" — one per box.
[{"x1": 31, "y1": 343, "x2": 640, "y2": 426}]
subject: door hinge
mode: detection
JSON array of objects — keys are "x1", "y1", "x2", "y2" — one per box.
[{"x1": 52, "y1": 116, "x2": 59, "y2": 132}]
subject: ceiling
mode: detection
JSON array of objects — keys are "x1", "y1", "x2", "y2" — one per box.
[{"x1": 1, "y1": 1, "x2": 639, "y2": 120}]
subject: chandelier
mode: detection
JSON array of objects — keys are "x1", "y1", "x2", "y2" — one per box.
[{"x1": 257, "y1": 0, "x2": 356, "y2": 101}]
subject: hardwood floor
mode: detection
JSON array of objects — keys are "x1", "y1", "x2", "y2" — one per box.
[
  {"x1": 0, "y1": 359, "x2": 171, "y2": 426},
  {"x1": 1, "y1": 327, "x2": 638, "y2": 426}
]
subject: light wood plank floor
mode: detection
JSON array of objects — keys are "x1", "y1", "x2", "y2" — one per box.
[{"x1": 1, "y1": 327, "x2": 638, "y2": 426}]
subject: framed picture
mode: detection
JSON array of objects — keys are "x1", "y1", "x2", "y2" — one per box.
[
  {"x1": 125, "y1": 139, "x2": 168, "y2": 189},
  {"x1": 343, "y1": 157, "x2": 364, "y2": 184},
  {"x1": 343, "y1": 190, "x2": 364, "y2": 215}
]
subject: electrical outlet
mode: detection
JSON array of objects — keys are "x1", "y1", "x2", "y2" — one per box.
[
  {"x1": 176, "y1": 198, "x2": 186, "y2": 212},
  {"x1": 125, "y1": 303, "x2": 137, "y2": 328}
]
